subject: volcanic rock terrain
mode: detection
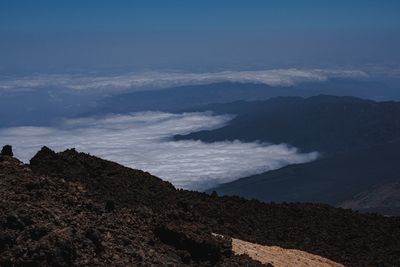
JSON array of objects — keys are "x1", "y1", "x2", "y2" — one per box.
[{"x1": 1, "y1": 146, "x2": 400, "y2": 266}]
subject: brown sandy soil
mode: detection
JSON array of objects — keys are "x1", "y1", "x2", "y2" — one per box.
[{"x1": 231, "y1": 237, "x2": 345, "y2": 267}]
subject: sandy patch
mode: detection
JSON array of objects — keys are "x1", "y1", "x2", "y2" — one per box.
[{"x1": 213, "y1": 234, "x2": 344, "y2": 267}]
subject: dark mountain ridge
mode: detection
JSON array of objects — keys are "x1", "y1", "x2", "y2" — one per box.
[
  {"x1": 90, "y1": 78, "x2": 400, "y2": 116},
  {"x1": 1, "y1": 146, "x2": 400, "y2": 266},
  {"x1": 176, "y1": 95, "x2": 400, "y2": 214},
  {"x1": 175, "y1": 95, "x2": 400, "y2": 155},
  {"x1": 208, "y1": 140, "x2": 400, "y2": 209},
  {"x1": 1, "y1": 78, "x2": 397, "y2": 128}
]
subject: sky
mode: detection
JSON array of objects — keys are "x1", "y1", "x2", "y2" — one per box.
[{"x1": 1, "y1": 0, "x2": 399, "y2": 72}]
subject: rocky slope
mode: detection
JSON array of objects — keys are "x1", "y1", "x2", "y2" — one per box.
[
  {"x1": 1, "y1": 146, "x2": 400, "y2": 266},
  {"x1": 207, "y1": 140, "x2": 400, "y2": 214},
  {"x1": 339, "y1": 182, "x2": 400, "y2": 216},
  {"x1": 0, "y1": 148, "x2": 259, "y2": 266}
]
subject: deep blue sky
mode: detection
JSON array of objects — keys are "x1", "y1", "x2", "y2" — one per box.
[{"x1": 1, "y1": 0, "x2": 399, "y2": 72}]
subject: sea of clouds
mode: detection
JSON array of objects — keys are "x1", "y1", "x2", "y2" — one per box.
[
  {"x1": 0, "y1": 111, "x2": 319, "y2": 190},
  {"x1": 0, "y1": 68, "x2": 367, "y2": 92}
]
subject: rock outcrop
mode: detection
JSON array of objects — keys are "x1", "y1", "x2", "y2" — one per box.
[{"x1": 0, "y1": 145, "x2": 13, "y2": 157}]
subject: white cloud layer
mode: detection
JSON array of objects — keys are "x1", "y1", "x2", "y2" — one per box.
[
  {"x1": 0, "y1": 69, "x2": 367, "y2": 92},
  {"x1": 0, "y1": 112, "x2": 318, "y2": 190}
]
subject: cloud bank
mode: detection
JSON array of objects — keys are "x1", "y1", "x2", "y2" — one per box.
[
  {"x1": 0, "y1": 112, "x2": 318, "y2": 190},
  {"x1": 0, "y1": 69, "x2": 367, "y2": 92}
]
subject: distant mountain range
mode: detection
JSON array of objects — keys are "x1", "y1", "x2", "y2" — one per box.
[
  {"x1": 1, "y1": 78, "x2": 399, "y2": 127},
  {"x1": 175, "y1": 95, "x2": 400, "y2": 215},
  {"x1": 176, "y1": 95, "x2": 400, "y2": 155},
  {"x1": 91, "y1": 78, "x2": 400, "y2": 115}
]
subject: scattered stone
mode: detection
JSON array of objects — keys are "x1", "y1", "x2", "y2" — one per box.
[
  {"x1": 3, "y1": 214, "x2": 24, "y2": 230},
  {"x1": 0, "y1": 233, "x2": 14, "y2": 251},
  {"x1": 47, "y1": 241, "x2": 75, "y2": 267},
  {"x1": 85, "y1": 228, "x2": 103, "y2": 253},
  {"x1": 210, "y1": 191, "x2": 218, "y2": 198},
  {"x1": 29, "y1": 227, "x2": 48, "y2": 241},
  {"x1": 155, "y1": 223, "x2": 232, "y2": 264},
  {"x1": 105, "y1": 200, "x2": 115, "y2": 212}
]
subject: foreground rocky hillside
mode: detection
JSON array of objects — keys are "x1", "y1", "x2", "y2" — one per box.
[{"x1": 1, "y1": 146, "x2": 400, "y2": 266}]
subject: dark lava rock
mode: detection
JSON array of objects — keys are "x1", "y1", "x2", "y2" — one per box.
[
  {"x1": 3, "y1": 215, "x2": 25, "y2": 230},
  {"x1": 0, "y1": 234, "x2": 14, "y2": 251},
  {"x1": 1, "y1": 146, "x2": 400, "y2": 266},
  {"x1": 47, "y1": 241, "x2": 75, "y2": 267},
  {"x1": 85, "y1": 228, "x2": 103, "y2": 253},
  {"x1": 29, "y1": 227, "x2": 48, "y2": 241},
  {"x1": 105, "y1": 200, "x2": 115, "y2": 212},
  {"x1": 155, "y1": 223, "x2": 231, "y2": 265},
  {"x1": 1, "y1": 147, "x2": 265, "y2": 266},
  {"x1": 1, "y1": 145, "x2": 13, "y2": 157}
]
